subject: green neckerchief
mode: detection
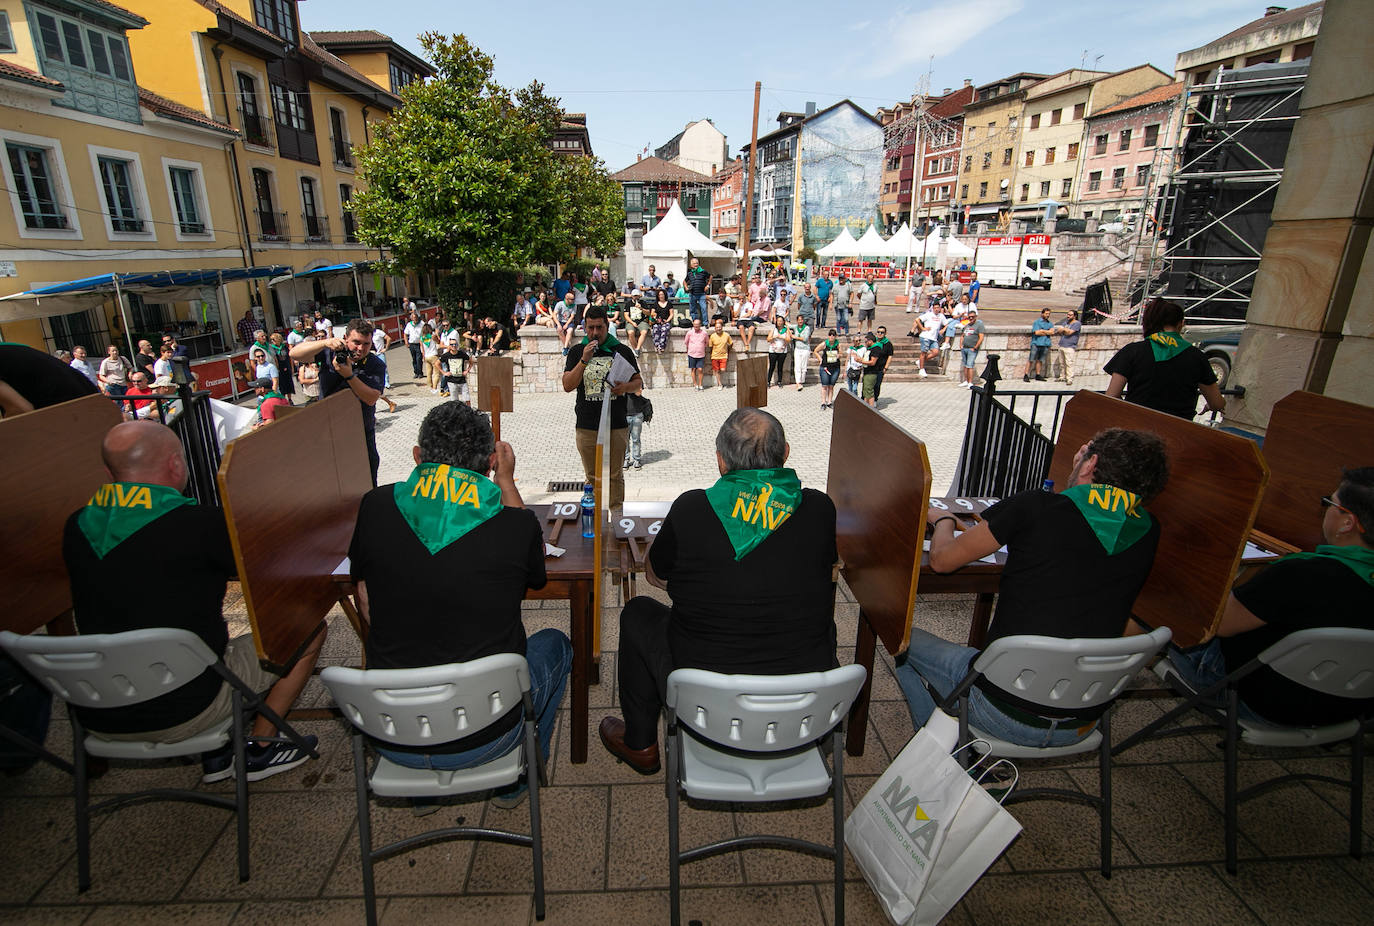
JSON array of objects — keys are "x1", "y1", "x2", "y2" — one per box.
[
  {"x1": 824, "y1": 338, "x2": 839, "y2": 351},
  {"x1": 874, "y1": 337, "x2": 891, "y2": 349},
  {"x1": 1148, "y1": 331, "x2": 1192, "y2": 361},
  {"x1": 393, "y1": 463, "x2": 504, "y2": 554},
  {"x1": 1060, "y1": 483, "x2": 1154, "y2": 555},
  {"x1": 703, "y1": 468, "x2": 803, "y2": 560},
  {"x1": 76, "y1": 482, "x2": 195, "y2": 559},
  {"x1": 257, "y1": 390, "x2": 283, "y2": 406},
  {"x1": 1283, "y1": 545, "x2": 1374, "y2": 588},
  {"x1": 579, "y1": 331, "x2": 621, "y2": 350}
]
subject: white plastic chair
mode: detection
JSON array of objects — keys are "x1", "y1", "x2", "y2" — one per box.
[
  {"x1": 1118, "y1": 627, "x2": 1373, "y2": 873},
  {"x1": 664, "y1": 664, "x2": 868, "y2": 926},
  {"x1": 940, "y1": 627, "x2": 1173, "y2": 878},
  {"x1": 321, "y1": 654, "x2": 547, "y2": 925},
  {"x1": 0, "y1": 627, "x2": 316, "y2": 892}
]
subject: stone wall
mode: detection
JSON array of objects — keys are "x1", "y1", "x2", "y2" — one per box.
[{"x1": 491, "y1": 323, "x2": 1142, "y2": 393}]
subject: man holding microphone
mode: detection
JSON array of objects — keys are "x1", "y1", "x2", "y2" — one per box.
[
  {"x1": 562, "y1": 306, "x2": 642, "y2": 511},
  {"x1": 290, "y1": 318, "x2": 387, "y2": 485}
]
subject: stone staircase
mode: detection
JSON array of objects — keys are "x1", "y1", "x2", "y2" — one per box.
[{"x1": 881, "y1": 335, "x2": 950, "y2": 382}]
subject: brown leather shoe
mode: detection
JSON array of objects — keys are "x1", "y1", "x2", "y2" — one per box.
[{"x1": 598, "y1": 716, "x2": 660, "y2": 775}]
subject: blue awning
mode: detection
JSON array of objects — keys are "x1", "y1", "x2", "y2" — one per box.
[
  {"x1": 272, "y1": 261, "x2": 376, "y2": 284},
  {"x1": 13, "y1": 266, "x2": 290, "y2": 296}
]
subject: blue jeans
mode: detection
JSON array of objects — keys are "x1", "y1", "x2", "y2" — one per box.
[
  {"x1": 624, "y1": 412, "x2": 644, "y2": 466},
  {"x1": 894, "y1": 628, "x2": 1096, "y2": 748},
  {"x1": 817, "y1": 296, "x2": 829, "y2": 328},
  {"x1": 1164, "y1": 640, "x2": 1271, "y2": 725},
  {"x1": 375, "y1": 350, "x2": 391, "y2": 388},
  {"x1": 375, "y1": 629, "x2": 572, "y2": 771},
  {"x1": 846, "y1": 371, "x2": 860, "y2": 396},
  {"x1": 834, "y1": 305, "x2": 849, "y2": 334},
  {"x1": 688, "y1": 292, "x2": 706, "y2": 324}
]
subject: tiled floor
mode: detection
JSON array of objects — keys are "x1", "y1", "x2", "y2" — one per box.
[{"x1": 2, "y1": 581, "x2": 1370, "y2": 925}]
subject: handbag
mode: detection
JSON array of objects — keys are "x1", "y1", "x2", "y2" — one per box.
[{"x1": 845, "y1": 710, "x2": 1022, "y2": 925}]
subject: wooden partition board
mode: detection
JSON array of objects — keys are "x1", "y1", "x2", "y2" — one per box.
[
  {"x1": 0, "y1": 394, "x2": 123, "y2": 635},
  {"x1": 218, "y1": 392, "x2": 371, "y2": 670},
  {"x1": 475, "y1": 356, "x2": 515, "y2": 414},
  {"x1": 1256, "y1": 391, "x2": 1374, "y2": 552},
  {"x1": 736, "y1": 354, "x2": 769, "y2": 409},
  {"x1": 827, "y1": 389, "x2": 932, "y2": 655},
  {"x1": 1047, "y1": 390, "x2": 1268, "y2": 647}
]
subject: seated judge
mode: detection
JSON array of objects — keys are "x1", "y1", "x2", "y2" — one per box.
[
  {"x1": 62, "y1": 421, "x2": 322, "y2": 782},
  {"x1": 1162, "y1": 466, "x2": 1374, "y2": 726},
  {"x1": 348, "y1": 402, "x2": 571, "y2": 805},
  {"x1": 896, "y1": 428, "x2": 1169, "y2": 747},
  {"x1": 599, "y1": 408, "x2": 839, "y2": 773}
]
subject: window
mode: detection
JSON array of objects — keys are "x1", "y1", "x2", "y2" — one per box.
[
  {"x1": 329, "y1": 108, "x2": 351, "y2": 167},
  {"x1": 978, "y1": 181, "x2": 988, "y2": 198},
  {"x1": 967, "y1": 126, "x2": 977, "y2": 140},
  {"x1": 1135, "y1": 164, "x2": 1151, "y2": 186},
  {"x1": 97, "y1": 157, "x2": 142, "y2": 232},
  {"x1": 340, "y1": 183, "x2": 357, "y2": 242},
  {"x1": 1030, "y1": 113, "x2": 1041, "y2": 129},
  {"x1": 1094, "y1": 134, "x2": 1108, "y2": 155},
  {"x1": 168, "y1": 166, "x2": 204, "y2": 234},
  {"x1": 981, "y1": 152, "x2": 991, "y2": 169},
  {"x1": 1045, "y1": 147, "x2": 1056, "y2": 165},
  {"x1": 1067, "y1": 142, "x2": 1079, "y2": 160},
  {"x1": 964, "y1": 155, "x2": 972, "y2": 172},
  {"x1": 271, "y1": 83, "x2": 311, "y2": 132},
  {"x1": 1040, "y1": 181, "x2": 1051, "y2": 197},
  {"x1": 1293, "y1": 41, "x2": 1315, "y2": 60},
  {"x1": 940, "y1": 185, "x2": 949, "y2": 200},
  {"x1": 961, "y1": 184, "x2": 969, "y2": 199},
  {"x1": 1118, "y1": 129, "x2": 1132, "y2": 151},
  {"x1": 5, "y1": 142, "x2": 67, "y2": 229},
  {"x1": 301, "y1": 177, "x2": 325, "y2": 239},
  {"x1": 1073, "y1": 103, "x2": 1085, "y2": 120},
  {"x1": 252, "y1": 0, "x2": 296, "y2": 43},
  {"x1": 389, "y1": 60, "x2": 418, "y2": 94},
  {"x1": 0, "y1": 11, "x2": 12, "y2": 53},
  {"x1": 1245, "y1": 52, "x2": 1279, "y2": 66},
  {"x1": 1088, "y1": 170, "x2": 1102, "y2": 192},
  {"x1": 32, "y1": 10, "x2": 138, "y2": 121},
  {"x1": 252, "y1": 168, "x2": 281, "y2": 240},
  {"x1": 1111, "y1": 167, "x2": 1126, "y2": 189},
  {"x1": 941, "y1": 156, "x2": 952, "y2": 172},
  {"x1": 1061, "y1": 178, "x2": 1072, "y2": 197},
  {"x1": 1024, "y1": 150, "x2": 1034, "y2": 167},
  {"x1": 1143, "y1": 123, "x2": 1160, "y2": 147},
  {"x1": 624, "y1": 187, "x2": 641, "y2": 210},
  {"x1": 1051, "y1": 108, "x2": 1062, "y2": 126},
  {"x1": 1019, "y1": 183, "x2": 1029, "y2": 202},
  {"x1": 237, "y1": 73, "x2": 271, "y2": 147},
  {"x1": 1002, "y1": 148, "x2": 1012, "y2": 166},
  {"x1": 1007, "y1": 115, "x2": 1018, "y2": 130}
]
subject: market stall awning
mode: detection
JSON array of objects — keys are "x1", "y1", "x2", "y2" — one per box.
[
  {"x1": 0, "y1": 266, "x2": 291, "y2": 321},
  {"x1": 269, "y1": 261, "x2": 378, "y2": 285}
]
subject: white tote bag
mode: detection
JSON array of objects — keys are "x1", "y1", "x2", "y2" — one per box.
[{"x1": 845, "y1": 711, "x2": 1021, "y2": 925}]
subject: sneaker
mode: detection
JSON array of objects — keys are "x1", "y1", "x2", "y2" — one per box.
[
  {"x1": 1022, "y1": 374, "x2": 1030, "y2": 382},
  {"x1": 634, "y1": 461, "x2": 643, "y2": 469},
  {"x1": 244, "y1": 735, "x2": 317, "y2": 782},
  {"x1": 918, "y1": 369, "x2": 927, "y2": 378},
  {"x1": 201, "y1": 742, "x2": 234, "y2": 784},
  {"x1": 1035, "y1": 375, "x2": 1047, "y2": 381}
]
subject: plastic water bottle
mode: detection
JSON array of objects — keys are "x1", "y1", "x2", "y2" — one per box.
[
  {"x1": 1041, "y1": 479, "x2": 1055, "y2": 493},
  {"x1": 580, "y1": 484, "x2": 596, "y2": 538}
]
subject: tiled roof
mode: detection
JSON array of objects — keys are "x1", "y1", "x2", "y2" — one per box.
[
  {"x1": 307, "y1": 29, "x2": 391, "y2": 45},
  {"x1": 563, "y1": 113, "x2": 587, "y2": 125},
  {"x1": 192, "y1": 1, "x2": 285, "y2": 45},
  {"x1": 81, "y1": 0, "x2": 148, "y2": 26},
  {"x1": 1092, "y1": 82, "x2": 1185, "y2": 118},
  {"x1": 1208, "y1": 2, "x2": 1322, "y2": 47},
  {"x1": 138, "y1": 87, "x2": 235, "y2": 133},
  {"x1": 299, "y1": 32, "x2": 400, "y2": 105},
  {"x1": 609, "y1": 156, "x2": 714, "y2": 184},
  {"x1": 0, "y1": 59, "x2": 64, "y2": 90},
  {"x1": 927, "y1": 86, "x2": 976, "y2": 119}
]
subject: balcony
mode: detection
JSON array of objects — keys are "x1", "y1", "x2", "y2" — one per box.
[
  {"x1": 254, "y1": 208, "x2": 289, "y2": 242},
  {"x1": 302, "y1": 213, "x2": 331, "y2": 243},
  {"x1": 342, "y1": 212, "x2": 358, "y2": 243},
  {"x1": 238, "y1": 108, "x2": 275, "y2": 149},
  {"x1": 331, "y1": 135, "x2": 354, "y2": 169}
]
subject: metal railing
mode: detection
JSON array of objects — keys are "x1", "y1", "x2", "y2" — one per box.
[
  {"x1": 238, "y1": 107, "x2": 275, "y2": 149},
  {"x1": 330, "y1": 135, "x2": 354, "y2": 168},
  {"x1": 302, "y1": 212, "x2": 330, "y2": 242},
  {"x1": 106, "y1": 382, "x2": 223, "y2": 508},
  {"x1": 254, "y1": 208, "x2": 289, "y2": 242}
]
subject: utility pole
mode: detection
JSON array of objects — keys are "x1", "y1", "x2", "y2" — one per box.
[{"x1": 741, "y1": 81, "x2": 761, "y2": 279}]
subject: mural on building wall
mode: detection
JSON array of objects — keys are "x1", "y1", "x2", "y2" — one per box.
[{"x1": 799, "y1": 105, "x2": 884, "y2": 251}]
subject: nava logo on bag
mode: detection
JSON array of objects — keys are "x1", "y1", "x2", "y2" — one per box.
[{"x1": 880, "y1": 775, "x2": 941, "y2": 857}]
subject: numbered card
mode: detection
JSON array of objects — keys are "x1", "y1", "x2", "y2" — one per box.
[
  {"x1": 933, "y1": 496, "x2": 999, "y2": 519},
  {"x1": 535, "y1": 501, "x2": 581, "y2": 521},
  {"x1": 614, "y1": 517, "x2": 663, "y2": 539}
]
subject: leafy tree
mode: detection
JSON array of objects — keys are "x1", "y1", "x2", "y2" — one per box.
[{"x1": 352, "y1": 34, "x2": 624, "y2": 275}]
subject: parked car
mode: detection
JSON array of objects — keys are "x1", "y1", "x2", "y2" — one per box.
[{"x1": 1192, "y1": 325, "x2": 1244, "y2": 388}]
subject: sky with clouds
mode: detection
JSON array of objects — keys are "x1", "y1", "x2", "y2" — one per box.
[{"x1": 304, "y1": 0, "x2": 1275, "y2": 171}]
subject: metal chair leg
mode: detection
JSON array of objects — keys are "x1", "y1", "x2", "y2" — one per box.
[
  {"x1": 668, "y1": 728, "x2": 682, "y2": 926},
  {"x1": 527, "y1": 722, "x2": 546, "y2": 921},
  {"x1": 1224, "y1": 688, "x2": 1240, "y2": 875},
  {"x1": 832, "y1": 728, "x2": 846, "y2": 926},
  {"x1": 232, "y1": 690, "x2": 250, "y2": 883},
  {"x1": 1098, "y1": 711, "x2": 1112, "y2": 879},
  {"x1": 71, "y1": 709, "x2": 91, "y2": 893},
  {"x1": 353, "y1": 734, "x2": 379, "y2": 926}
]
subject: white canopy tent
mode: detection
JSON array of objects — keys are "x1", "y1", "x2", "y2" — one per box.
[
  {"x1": 854, "y1": 224, "x2": 890, "y2": 257},
  {"x1": 817, "y1": 227, "x2": 861, "y2": 258},
  {"x1": 885, "y1": 223, "x2": 916, "y2": 258},
  {"x1": 640, "y1": 202, "x2": 735, "y2": 283}
]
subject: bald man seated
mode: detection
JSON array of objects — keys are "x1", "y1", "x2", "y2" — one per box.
[{"x1": 61, "y1": 421, "x2": 323, "y2": 782}]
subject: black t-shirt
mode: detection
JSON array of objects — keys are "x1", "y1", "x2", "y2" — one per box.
[
  {"x1": 319, "y1": 347, "x2": 387, "y2": 432},
  {"x1": 1225, "y1": 555, "x2": 1374, "y2": 726},
  {"x1": 871, "y1": 340, "x2": 893, "y2": 373},
  {"x1": 62, "y1": 504, "x2": 234, "y2": 734},
  {"x1": 439, "y1": 349, "x2": 469, "y2": 384},
  {"x1": 980, "y1": 490, "x2": 1160, "y2": 719},
  {"x1": 0, "y1": 343, "x2": 99, "y2": 413},
  {"x1": 563, "y1": 340, "x2": 640, "y2": 430},
  {"x1": 1103, "y1": 339, "x2": 1217, "y2": 420},
  {"x1": 348, "y1": 487, "x2": 547, "y2": 750},
  {"x1": 135, "y1": 351, "x2": 159, "y2": 380},
  {"x1": 649, "y1": 488, "x2": 839, "y2": 675}
]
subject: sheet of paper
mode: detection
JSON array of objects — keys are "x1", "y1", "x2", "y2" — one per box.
[
  {"x1": 1242, "y1": 541, "x2": 1280, "y2": 560},
  {"x1": 332, "y1": 556, "x2": 351, "y2": 577},
  {"x1": 607, "y1": 352, "x2": 637, "y2": 387},
  {"x1": 544, "y1": 543, "x2": 565, "y2": 558}
]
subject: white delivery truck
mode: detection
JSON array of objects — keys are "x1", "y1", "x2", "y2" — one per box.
[{"x1": 973, "y1": 234, "x2": 1055, "y2": 289}]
